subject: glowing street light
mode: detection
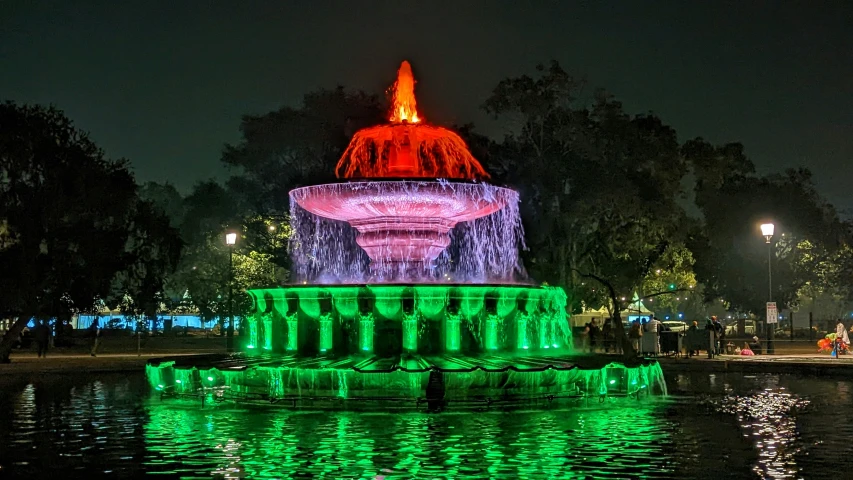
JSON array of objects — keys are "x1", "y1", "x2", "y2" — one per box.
[
  {"x1": 760, "y1": 222, "x2": 775, "y2": 354},
  {"x1": 760, "y1": 223, "x2": 775, "y2": 242}
]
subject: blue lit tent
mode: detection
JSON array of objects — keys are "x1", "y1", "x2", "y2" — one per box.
[{"x1": 621, "y1": 293, "x2": 655, "y2": 324}]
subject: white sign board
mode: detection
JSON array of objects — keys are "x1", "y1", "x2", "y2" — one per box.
[{"x1": 766, "y1": 302, "x2": 778, "y2": 324}]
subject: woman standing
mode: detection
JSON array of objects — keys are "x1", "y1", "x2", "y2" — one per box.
[
  {"x1": 836, "y1": 319, "x2": 850, "y2": 354},
  {"x1": 628, "y1": 321, "x2": 642, "y2": 354}
]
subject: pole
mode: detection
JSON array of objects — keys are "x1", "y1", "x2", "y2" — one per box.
[
  {"x1": 809, "y1": 311, "x2": 814, "y2": 341},
  {"x1": 272, "y1": 235, "x2": 277, "y2": 285},
  {"x1": 767, "y1": 241, "x2": 775, "y2": 354},
  {"x1": 227, "y1": 246, "x2": 234, "y2": 353},
  {"x1": 790, "y1": 311, "x2": 794, "y2": 342}
]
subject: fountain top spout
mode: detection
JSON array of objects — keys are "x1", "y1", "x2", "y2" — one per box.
[
  {"x1": 294, "y1": 61, "x2": 523, "y2": 283},
  {"x1": 334, "y1": 61, "x2": 489, "y2": 181}
]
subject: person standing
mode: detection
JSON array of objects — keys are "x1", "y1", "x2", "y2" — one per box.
[
  {"x1": 705, "y1": 318, "x2": 717, "y2": 358},
  {"x1": 712, "y1": 316, "x2": 724, "y2": 355},
  {"x1": 34, "y1": 319, "x2": 50, "y2": 358},
  {"x1": 686, "y1": 321, "x2": 700, "y2": 357},
  {"x1": 645, "y1": 316, "x2": 662, "y2": 354},
  {"x1": 628, "y1": 321, "x2": 643, "y2": 355},
  {"x1": 602, "y1": 318, "x2": 613, "y2": 353},
  {"x1": 90, "y1": 318, "x2": 102, "y2": 357},
  {"x1": 647, "y1": 316, "x2": 662, "y2": 333},
  {"x1": 585, "y1": 318, "x2": 601, "y2": 353},
  {"x1": 835, "y1": 319, "x2": 850, "y2": 355}
]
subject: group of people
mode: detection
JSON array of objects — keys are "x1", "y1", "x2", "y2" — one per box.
[
  {"x1": 687, "y1": 316, "x2": 726, "y2": 358},
  {"x1": 628, "y1": 316, "x2": 672, "y2": 353},
  {"x1": 26, "y1": 318, "x2": 102, "y2": 357},
  {"x1": 684, "y1": 316, "x2": 762, "y2": 357},
  {"x1": 583, "y1": 315, "x2": 768, "y2": 357},
  {"x1": 583, "y1": 316, "x2": 673, "y2": 354},
  {"x1": 582, "y1": 318, "x2": 614, "y2": 353}
]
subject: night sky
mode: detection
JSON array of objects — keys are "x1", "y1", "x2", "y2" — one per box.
[{"x1": 3, "y1": 2, "x2": 852, "y2": 212}]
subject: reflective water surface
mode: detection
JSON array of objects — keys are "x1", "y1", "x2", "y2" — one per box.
[{"x1": 0, "y1": 372, "x2": 851, "y2": 478}]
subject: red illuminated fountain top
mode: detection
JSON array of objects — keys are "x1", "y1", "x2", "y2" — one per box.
[
  {"x1": 334, "y1": 61, "x2": 489, "y2": 181},
  {"x1": 293, "y1": 61, "x2": 517, "y2": 281}
]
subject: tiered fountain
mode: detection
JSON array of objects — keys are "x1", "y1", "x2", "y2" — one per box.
[{"x1": 146, "y1": 62, "x2": 665, "y2": 408}]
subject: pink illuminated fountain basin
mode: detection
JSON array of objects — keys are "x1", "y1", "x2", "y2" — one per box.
[{"x1": 291, "y1": 180, "x2": 518, "y2": 268}]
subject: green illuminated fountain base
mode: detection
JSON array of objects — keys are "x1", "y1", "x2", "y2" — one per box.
[
  {"x1": 243, "y1": 284, "x2": 572, "y2": 356},
  {"x1": 146, "y1": 284, "x2": 666, "y2": 409},
  {"x1": 146, "y1": 354, "x2": 666, "y2": 409}
]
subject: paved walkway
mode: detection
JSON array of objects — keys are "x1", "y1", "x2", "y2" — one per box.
[
  {"x1": 659, "y1": 352, "x2": 853, "y2": 377},
  {"x1": 0, "y1": 351, "x2": 210, "y2": 375},
  {"x1": 679, "y1": 353, "x2": 853, "y2": 363}
]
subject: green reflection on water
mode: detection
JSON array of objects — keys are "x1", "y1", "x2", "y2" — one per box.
[{"x1": 142, "y1": 399, "x2": 672, "y2": 479}]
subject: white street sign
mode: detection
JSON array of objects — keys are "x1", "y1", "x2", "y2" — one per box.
[{"x1": 766, "y1": 302, "x2": 778, "y2": 324}]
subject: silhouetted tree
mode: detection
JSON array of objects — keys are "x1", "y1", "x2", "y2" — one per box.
[
  {"x1": 0, "y1": 103, "x2": 180, "y2": 362},
  {"x1": 483, "y1": 62, "x2": 689, "y2": 356},
  {"x1": 222, "y1": 87, "x2": 385, "y2": 213},
  {"x1": 688, "y1": 166, "x2": 849, "y2": 316}
]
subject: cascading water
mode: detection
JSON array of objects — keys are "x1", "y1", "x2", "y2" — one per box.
[
  {"x1": 146, "y1": 361, "x2": 667, "y2": 402},
  {"x1": 289, "y1": 181, "x2": 526, "y2": 283}
]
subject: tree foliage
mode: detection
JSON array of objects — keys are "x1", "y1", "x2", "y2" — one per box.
[
  {"x1": 790, "y1": 240, "x2": 853, "y2": 320},
  {"x1": 0, "y1": 103, "x2": 180, "y2": 361},
  {"x1": 483, "y1": 62, "x2": 689, "y2": 316},
  {"x1": 480, "y1": 62, "x2": 695, "y2": 357},
  {"x1": 639, "y1": 243, "x2": 698, "y2": 313},
  {"x1": 142, "y1": 179, "x2": 291, "y2": 327},
  {"x1": 689, "y1": 165, "x2": 849, "y2": 316},
  {"x1": 223, "y1": 87, "x2": 385, "y2": 213}
]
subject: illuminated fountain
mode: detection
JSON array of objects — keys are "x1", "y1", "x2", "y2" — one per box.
[
  {"x1": 289, "y1": 61, "x2": 522, "y2": 283},
  {"x1": 146, "y1": 61, "x2": 665, "y2": 408}
]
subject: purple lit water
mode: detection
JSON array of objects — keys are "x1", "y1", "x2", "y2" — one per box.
[{"x1": 289, "y1": 181, "x2": 527, "y2": 284}]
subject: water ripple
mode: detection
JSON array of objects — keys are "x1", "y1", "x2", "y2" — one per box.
[{"x1": 0, "y1": 373, "x2": 852, "y2": 478}]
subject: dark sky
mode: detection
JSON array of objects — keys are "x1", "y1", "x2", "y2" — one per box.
[{"x1": 3, "y1": 1, "x2": 852, "y2": 211}]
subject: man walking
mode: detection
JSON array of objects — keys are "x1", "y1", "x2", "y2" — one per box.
[
  {"x1": 90, "y1": 318, "x2": 102, "y2": 357},
  {"x1": 34, "y1": 319, "x2": 50, "y2": 358}
]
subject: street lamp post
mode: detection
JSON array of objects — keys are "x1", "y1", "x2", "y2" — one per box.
[
  {"x1": 225, "y1": 232, "x2": 237, "y2": 353},
  {"x1": 269, "y1": 225, "x2": 277, "y2": 282},
  {"x1": 760, "y1": 223, "x2": 775, "y2": 354}
]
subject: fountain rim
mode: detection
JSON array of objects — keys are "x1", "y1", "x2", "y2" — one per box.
[
  {"x1": 247, "y1": 282, "x2": 546, "y2": 292},
  {"x1": 289, "y1": 178, "x2": 519, "y2": 195}
]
